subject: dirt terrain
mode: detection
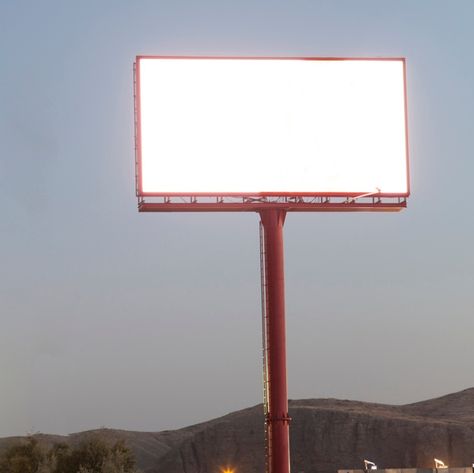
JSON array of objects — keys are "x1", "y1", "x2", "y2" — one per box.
[{"x1": 2, "y1": 388, "x2": 474, "y2": 473}]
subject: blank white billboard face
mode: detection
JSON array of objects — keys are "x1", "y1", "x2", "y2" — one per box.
[{"x1": 136, "y1": 57, "x2": 408, "y2": 196}]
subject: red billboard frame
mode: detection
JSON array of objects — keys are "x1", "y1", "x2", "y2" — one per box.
[{"x1": 134, "y1": 56, "x2": 410, "y2": 212}]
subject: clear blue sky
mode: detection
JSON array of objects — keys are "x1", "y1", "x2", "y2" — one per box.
[{"x1": 1, "y1": 0, "x2": 474, "y2": 437}]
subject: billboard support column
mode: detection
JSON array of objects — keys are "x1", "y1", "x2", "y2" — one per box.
[{"x1": 260, "y1": 209, "x2": 291, "y2": 473}]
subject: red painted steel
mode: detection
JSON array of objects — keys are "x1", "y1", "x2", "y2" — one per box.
[
  {"x1": 403, "y1": 59, "x2": 411, "y2": 197},
  {"x1": 136, "y1": 55, "x2": 406, "y2": 61},
  {"x1": 134, "y1": 61, "x2": 143, "y2": 197},
  {"x1": 260, "y1": 209, "x2": 291, "y2": 473},
  {"x1": 139, "y1": 201, "x2": 406, "y2": 212}
]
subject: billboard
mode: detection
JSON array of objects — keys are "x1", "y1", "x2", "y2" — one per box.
[{"x1": 134, "y1": 56, "x2": 409, "y2": 208}]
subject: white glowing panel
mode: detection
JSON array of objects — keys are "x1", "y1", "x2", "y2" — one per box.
[{"x1": 136, "y1": 57, "x2": 408, "y2": 195}]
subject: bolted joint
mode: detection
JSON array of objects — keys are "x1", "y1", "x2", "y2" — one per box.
[{"x1": 266, "y1": 413, "x2": 292, "y2": 425}]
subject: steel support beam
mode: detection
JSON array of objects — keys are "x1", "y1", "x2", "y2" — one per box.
[{"x1": 260, "y1": 209, "x2": 290, "y2": 473}]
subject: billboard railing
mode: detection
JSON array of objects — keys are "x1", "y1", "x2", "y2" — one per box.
[{"x1": 138, "y1": 194, "x2": 407, "y2": 212}]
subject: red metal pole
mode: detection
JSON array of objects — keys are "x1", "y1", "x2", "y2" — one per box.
[{"x1": 260, "y1": 209, "x2": 291, "y2": 473}]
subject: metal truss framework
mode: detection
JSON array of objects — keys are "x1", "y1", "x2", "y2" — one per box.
[{"x1": 138, "y1": 195, "x2": 407, "y2": 212}]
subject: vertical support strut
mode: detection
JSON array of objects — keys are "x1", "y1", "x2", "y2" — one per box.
[{"x1": 259, "y1": 209, "x2": 291, "y2": 473}]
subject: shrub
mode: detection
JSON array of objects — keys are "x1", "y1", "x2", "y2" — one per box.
[{"x1": 0, "y1": 435, "x2": 139, "y2": 473}]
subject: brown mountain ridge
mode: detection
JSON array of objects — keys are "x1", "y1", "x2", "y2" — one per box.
[{"x1": 2, "y1": 388, "x2": 474, "y2": 473}]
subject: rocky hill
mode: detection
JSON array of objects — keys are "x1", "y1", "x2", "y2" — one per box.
[{"x1": 2, "y1": 388, "x2": 474, "y2": 473}]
